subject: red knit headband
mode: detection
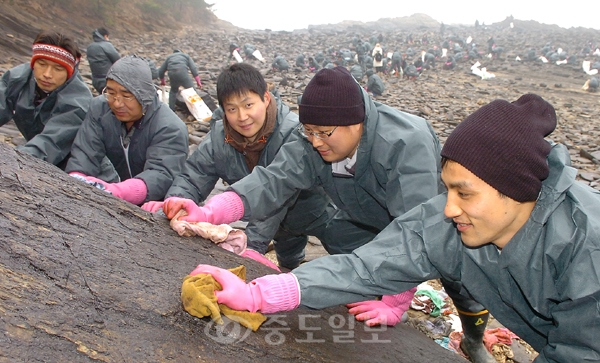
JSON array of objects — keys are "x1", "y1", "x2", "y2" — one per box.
[{"x1": 30, "y1": 44, "x2": 77, "y2": 78}]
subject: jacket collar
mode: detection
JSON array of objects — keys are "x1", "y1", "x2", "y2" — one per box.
[
  {"x1": 351, "y1": 87, "x2": 377, "y2": 178},
  {"x1": 530, "y1": 142, "x2": 577, "y2": 224}
]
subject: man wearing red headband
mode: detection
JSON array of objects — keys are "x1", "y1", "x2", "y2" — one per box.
[{"x1": 0, "y1": 30, "x2": 92, "y2": 169}]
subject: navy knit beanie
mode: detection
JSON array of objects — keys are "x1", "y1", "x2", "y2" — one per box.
[
  {"x1": 299, "y1": 66, "x2": 365, "y2": 126},
  {"x1": 441, "y1": 93, "x2": 557, "y2": 202}
]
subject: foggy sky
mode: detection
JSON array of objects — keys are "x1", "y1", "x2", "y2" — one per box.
[{"x1": 212, "y1": 0, "x2": 598, "y2": 31}]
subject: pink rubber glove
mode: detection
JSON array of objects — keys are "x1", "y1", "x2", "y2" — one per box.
[
  {"x1": 240, "y1": 249, "x2": 281, "y2": 272},
  {"x1": 194, "y1": 75, "x2": 202, "y2": 88},
  {"x1": 102, "y1": 178, "x2": 147, "y2": 205},
  {"x1": 189, "y1": 264, "x2": 299, "y2": 313},
  {"x1": 141, "y1": 200, "x2": 164, "y2": 213},
  {"x1": 163, "y1": 192, "x2": 244, "y2": 224},
  {"x1": 346, "y1": 287, "x2": 417, "y2": 326},
  {"x1": 163, "y1": 197, "x2": 204, "y2": 221},
  {"x1": 160, "y1": 78, "x2": 166, "y2": 86}
]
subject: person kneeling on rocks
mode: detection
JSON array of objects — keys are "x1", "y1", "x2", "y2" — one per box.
[
  {"x1": 193, "y1": 93, "x2": 600, "y2": 363},
  {"x1": 0, "y1": 30, "x2": 92, "y2": 170},
  {"x1": 158, "y1": 66, "x2": 495, "y2": 362},
  {"x1": 158, "y1": 49, "x2": 203, "y2": 112},
  {"x1": 366, "y1": 69, "x2": 384, "y2": 97},
  {"x1": 66, "y1": 55, "x2": 188, "y2": 206},
  {"x1": 584, "y1": 77, "x2": 599, "y2": 92},
  {"x1": 143, "y1": 63, "x2": 330, "y2": 271}
]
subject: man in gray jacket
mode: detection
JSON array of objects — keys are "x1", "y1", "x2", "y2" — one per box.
[
  {"x1": 163, "y1": 66, "x2": 493, "y2": 362},
  {"x1": 143, "y1": 63, "x2": 329, "y2": 270},
  {"x1": 158, "y1": 49, "x2": 202, "y2": 112},
  {"x1": 86, "y1": 27, "x2": 120, "y2": 94},
  {"x1": 191, "y1": 93, "x2": 600, "y2": 363},
  {"x1": 66, "y1": 55, "x2": 188, "y2": 206},
  {"x1": 0, "y1": 30, "x2": 92, "y2": 169},
  {"x1": 366, "y1": 69, "x2": 384, "y2": 96}
]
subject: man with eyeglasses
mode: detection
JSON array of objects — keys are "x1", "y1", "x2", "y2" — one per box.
[
  {"x1": 0, "y1": 30, "x2": 92, "y2": 170},
  {"x1": 191, "y1": 94, "x2": 600, "y2": 363},
  {"x1": 65, "y1": 55, "x2": 188, "y2": 206},
  {"x1": 162, "y1": 67, "x2": 478, "y2": 349},
  {"x1": 160, "y1": 66, "x2": 494, "y2": 362}
]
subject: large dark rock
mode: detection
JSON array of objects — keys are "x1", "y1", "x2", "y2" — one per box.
[{"x1": 0, "y1": 143, "x2": 464, "y2": 362}]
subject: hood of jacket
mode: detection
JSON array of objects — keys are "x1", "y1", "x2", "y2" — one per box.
[
  {"x1": 92, "y1": 29, "x2": 106, "y2": 42},
  {"x1": 106, "y1": 55, "x2": 156, "y2": 114}
]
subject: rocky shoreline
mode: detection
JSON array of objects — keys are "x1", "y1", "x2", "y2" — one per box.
[
  {"x1": 4, "y1": 19, "x2": 599, "y2": 190},
  {"x1": 1, "y1": 17, "x2": 599, "y2": 363}
]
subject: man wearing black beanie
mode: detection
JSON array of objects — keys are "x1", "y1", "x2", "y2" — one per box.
[
  {"x1": 188, "y1": 93, "x2": 600, "y2": 363},
  {"x1": 161, "y1": 66, "x2": 455, "y2": 335}
]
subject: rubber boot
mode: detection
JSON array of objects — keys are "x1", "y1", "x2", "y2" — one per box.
[{"x1": 458, "y1": 311, "x2": 496, "y2": 363}]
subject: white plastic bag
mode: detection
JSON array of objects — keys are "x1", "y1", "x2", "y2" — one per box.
[
  {"x1": 252, "y1": 49, "x2": 265, "y2": 62},
  {"x1": 180, "y1": 87, "x2": 212, "y2": 122},
  {"x1": 232, "y1": 49, "x2": 243, "y2": 63},
  {"x1": 157, "y1": 85, "x2": 169, "y2": 105},
  {"x1": 583, "y1": 60, "x2": 598, "y2": 75},
  {"x1": 471, "y1": 61, "x2": 495, "y2": 80}
]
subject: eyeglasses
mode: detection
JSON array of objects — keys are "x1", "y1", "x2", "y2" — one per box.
[
  {"x1": 102, "y1": 87, "x2": 136, "y2": 104},
  {"x1": 298, "y1": 125, "x2": 338, "y2": 140}
]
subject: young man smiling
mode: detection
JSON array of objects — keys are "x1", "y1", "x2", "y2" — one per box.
[
  {"x1": 143, "y1": 63, "x2": 330, "y2": 271},
  {"x1": 158, "y1": 67, "x2": 497, "y2": 361},
  {"x1": 0, "y1": 30, "x2": 92, "y2": 169},
  {"x1": 443, "y1": 159, "x2": 535, "y2": 249},
  {"x1": 66, "y1": 55, "x2": 188, "y2": 206},
  {"x1": 191, "y1": 93, "x2": 600, "y2": 362}
]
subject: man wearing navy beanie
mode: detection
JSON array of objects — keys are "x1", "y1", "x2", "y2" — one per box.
[
  {"x1": 190, "y1": 93, "x2": 600, "y2": 363},
  {"x1": 161, "y1": 66, "x2": 456, "y2": 337}
]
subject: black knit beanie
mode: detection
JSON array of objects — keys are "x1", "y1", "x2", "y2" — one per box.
[
  {"x1": 299, "y1": 66, "x2": 365, "y2": 126},
  {"x1": 441, "y1": 93, "x2": 557, "y2": 202}
]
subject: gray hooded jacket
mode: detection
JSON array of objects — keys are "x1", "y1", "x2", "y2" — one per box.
[
  {"x1": 66, "y1": 56, "x2": 188, "y2": 202},
  {"x1": 230, "y1": 87, "x2": 442, "y2": 233},
  {"x1": 366, "y1": 71, "x2": 385, "y2": 95},
  {"x1": 294, "y1": 143, "x2": 600, "y2": 363},
  {"x1": 87, "y1": 30, "x2": 120, "y2": 79},
  {"x1": 0, "y1": 63, "x2": 92, "y2": 167},
  {"x1": 158, "y1": 51, "x2": 199, "y2": 79}
]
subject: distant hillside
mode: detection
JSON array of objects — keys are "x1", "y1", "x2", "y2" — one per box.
[
  {"x1": 307, "y1": 13, "x2": 441, "y2": 32},
  {"x1": 2, "y1": 2, "x2": 598, "y2": 65},
  {"x1": 0, "y1": 0, "x2": 221, "y2": 62},
  {"x1": 305, "y1": 13, "x2": 600, "y2": 36}
]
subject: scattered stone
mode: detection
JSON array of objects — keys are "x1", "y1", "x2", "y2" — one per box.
[
  {"x1": 579, "y1": 172, "x2": 599, "y2": 181},
  {"x1": 580, "y1": 149, "x2": 600, "y2": 163}
]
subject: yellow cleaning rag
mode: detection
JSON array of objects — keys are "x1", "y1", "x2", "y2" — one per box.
[{"x1": 181, "y1": 265, "x2": 267, "y2": 331}]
